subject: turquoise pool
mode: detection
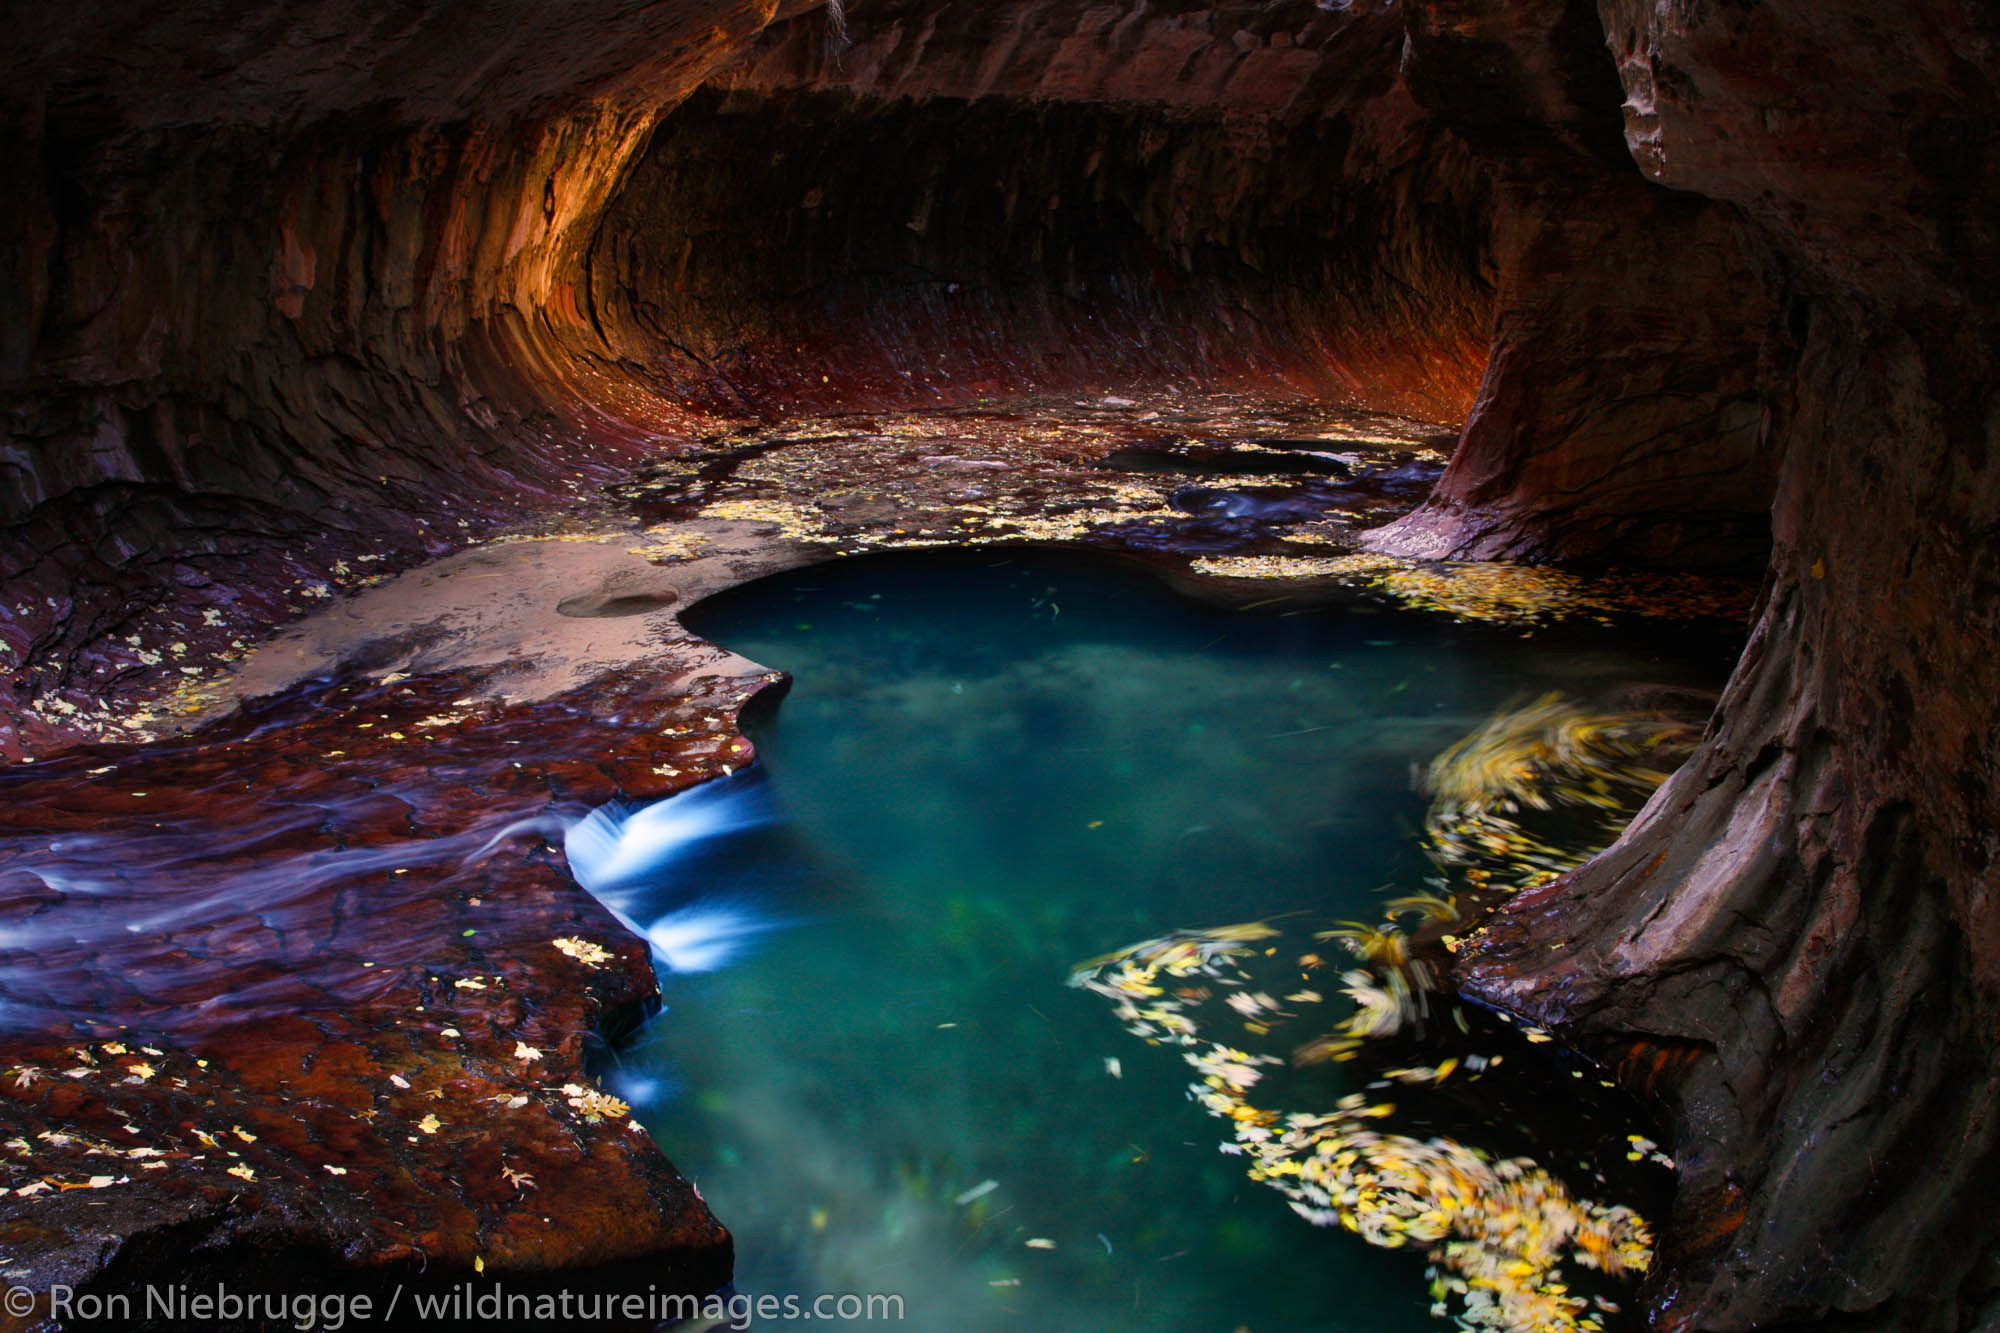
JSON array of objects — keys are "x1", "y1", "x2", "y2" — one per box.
[{"x1": 595, "y1": 550, "x2": 1731, "y2": 1332}]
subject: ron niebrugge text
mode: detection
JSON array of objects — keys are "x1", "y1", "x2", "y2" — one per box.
[{"x1": 28, "y1": 1283, "x2": 906, "y2": 1328}]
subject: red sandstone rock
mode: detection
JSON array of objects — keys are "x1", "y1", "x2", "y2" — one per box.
[
  {"x1": 2, "y1": 0, "x2": 1998, "y2": 1327},
  {"x1": 1419, "y1": 3, "x2": 2000, "y2": 1329},
  {"x1": 0, "y1": 664, "x2": 768, "y2": 1319}
]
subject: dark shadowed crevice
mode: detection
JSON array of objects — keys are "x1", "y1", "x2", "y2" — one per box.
[{"x1": 587, "y1": 84, "x2": 1494, "y2": 419}]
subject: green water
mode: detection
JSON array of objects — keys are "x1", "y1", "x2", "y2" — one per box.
[{"x1": 615, "y1": 549, "x2": 1729, "y2": 1333}]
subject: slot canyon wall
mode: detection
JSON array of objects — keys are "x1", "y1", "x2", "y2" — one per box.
[
  {"x1": 0, "y1": 0, "x2": 822, "y2": 758},
  {"x1": 1436, "y1": 5, "x2": 2000, "y2": 1332},
  {"x1": 0, "y1": 0, "x2": 1500, "y2": 759},
  {"x1": 591, "y1": 4, "x2": 1493, "y2": 417},
  {"x1": 0, "y1": 0, "x2": 1995, "y2": 1329}
]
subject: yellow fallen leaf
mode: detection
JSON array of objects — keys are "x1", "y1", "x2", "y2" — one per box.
[{"x1": 553, "y1": 937, "x2": 613, "y2": 967}]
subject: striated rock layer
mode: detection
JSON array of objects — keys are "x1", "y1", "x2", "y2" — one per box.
[
  {"x1": 0, "y1": 0, "x2": 1493, "y2": 760},
  {"x1": 1, "y1": 0, "x2": 1997, "y2": 1327},
  {"x1": 1414, "y1": 3, "x2": 2000, "y2": 1331}
]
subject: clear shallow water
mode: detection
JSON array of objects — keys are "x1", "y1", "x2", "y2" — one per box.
[{"x1": 593, "y1": 550, "x2": 1734, "y2": 1333}]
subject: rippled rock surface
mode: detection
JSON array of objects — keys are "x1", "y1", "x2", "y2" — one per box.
[{"x1": 0, "y1": 664, "x2": 777, "y2": 1312}]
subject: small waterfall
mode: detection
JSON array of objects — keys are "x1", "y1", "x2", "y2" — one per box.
[{"x1": 558, "y1": 769, "x2": 784, "y2": 974}]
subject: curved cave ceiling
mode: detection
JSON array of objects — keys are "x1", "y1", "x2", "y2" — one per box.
[
  {"x1": 589, "y1": 81, "x2": 1490, "y2": 418},
  {"x1": 2, "y1": 1, "x2": 1998, "y2": 1329}
]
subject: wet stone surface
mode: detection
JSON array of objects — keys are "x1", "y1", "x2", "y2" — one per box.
[
  {"x1": 601, "y1": 393, "x2": 1752, "y2": 626},
  {"x1": 610, "y1": 391, "x2": 1453, "y2": 564},
  {"x1": 0, "y1": 660, "x2": 775, "y2": 1319}
]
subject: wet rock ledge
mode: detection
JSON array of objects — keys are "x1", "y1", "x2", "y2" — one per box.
[{"x1": 0, "y1": 666, "x2": 768, "y2": 1325}]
